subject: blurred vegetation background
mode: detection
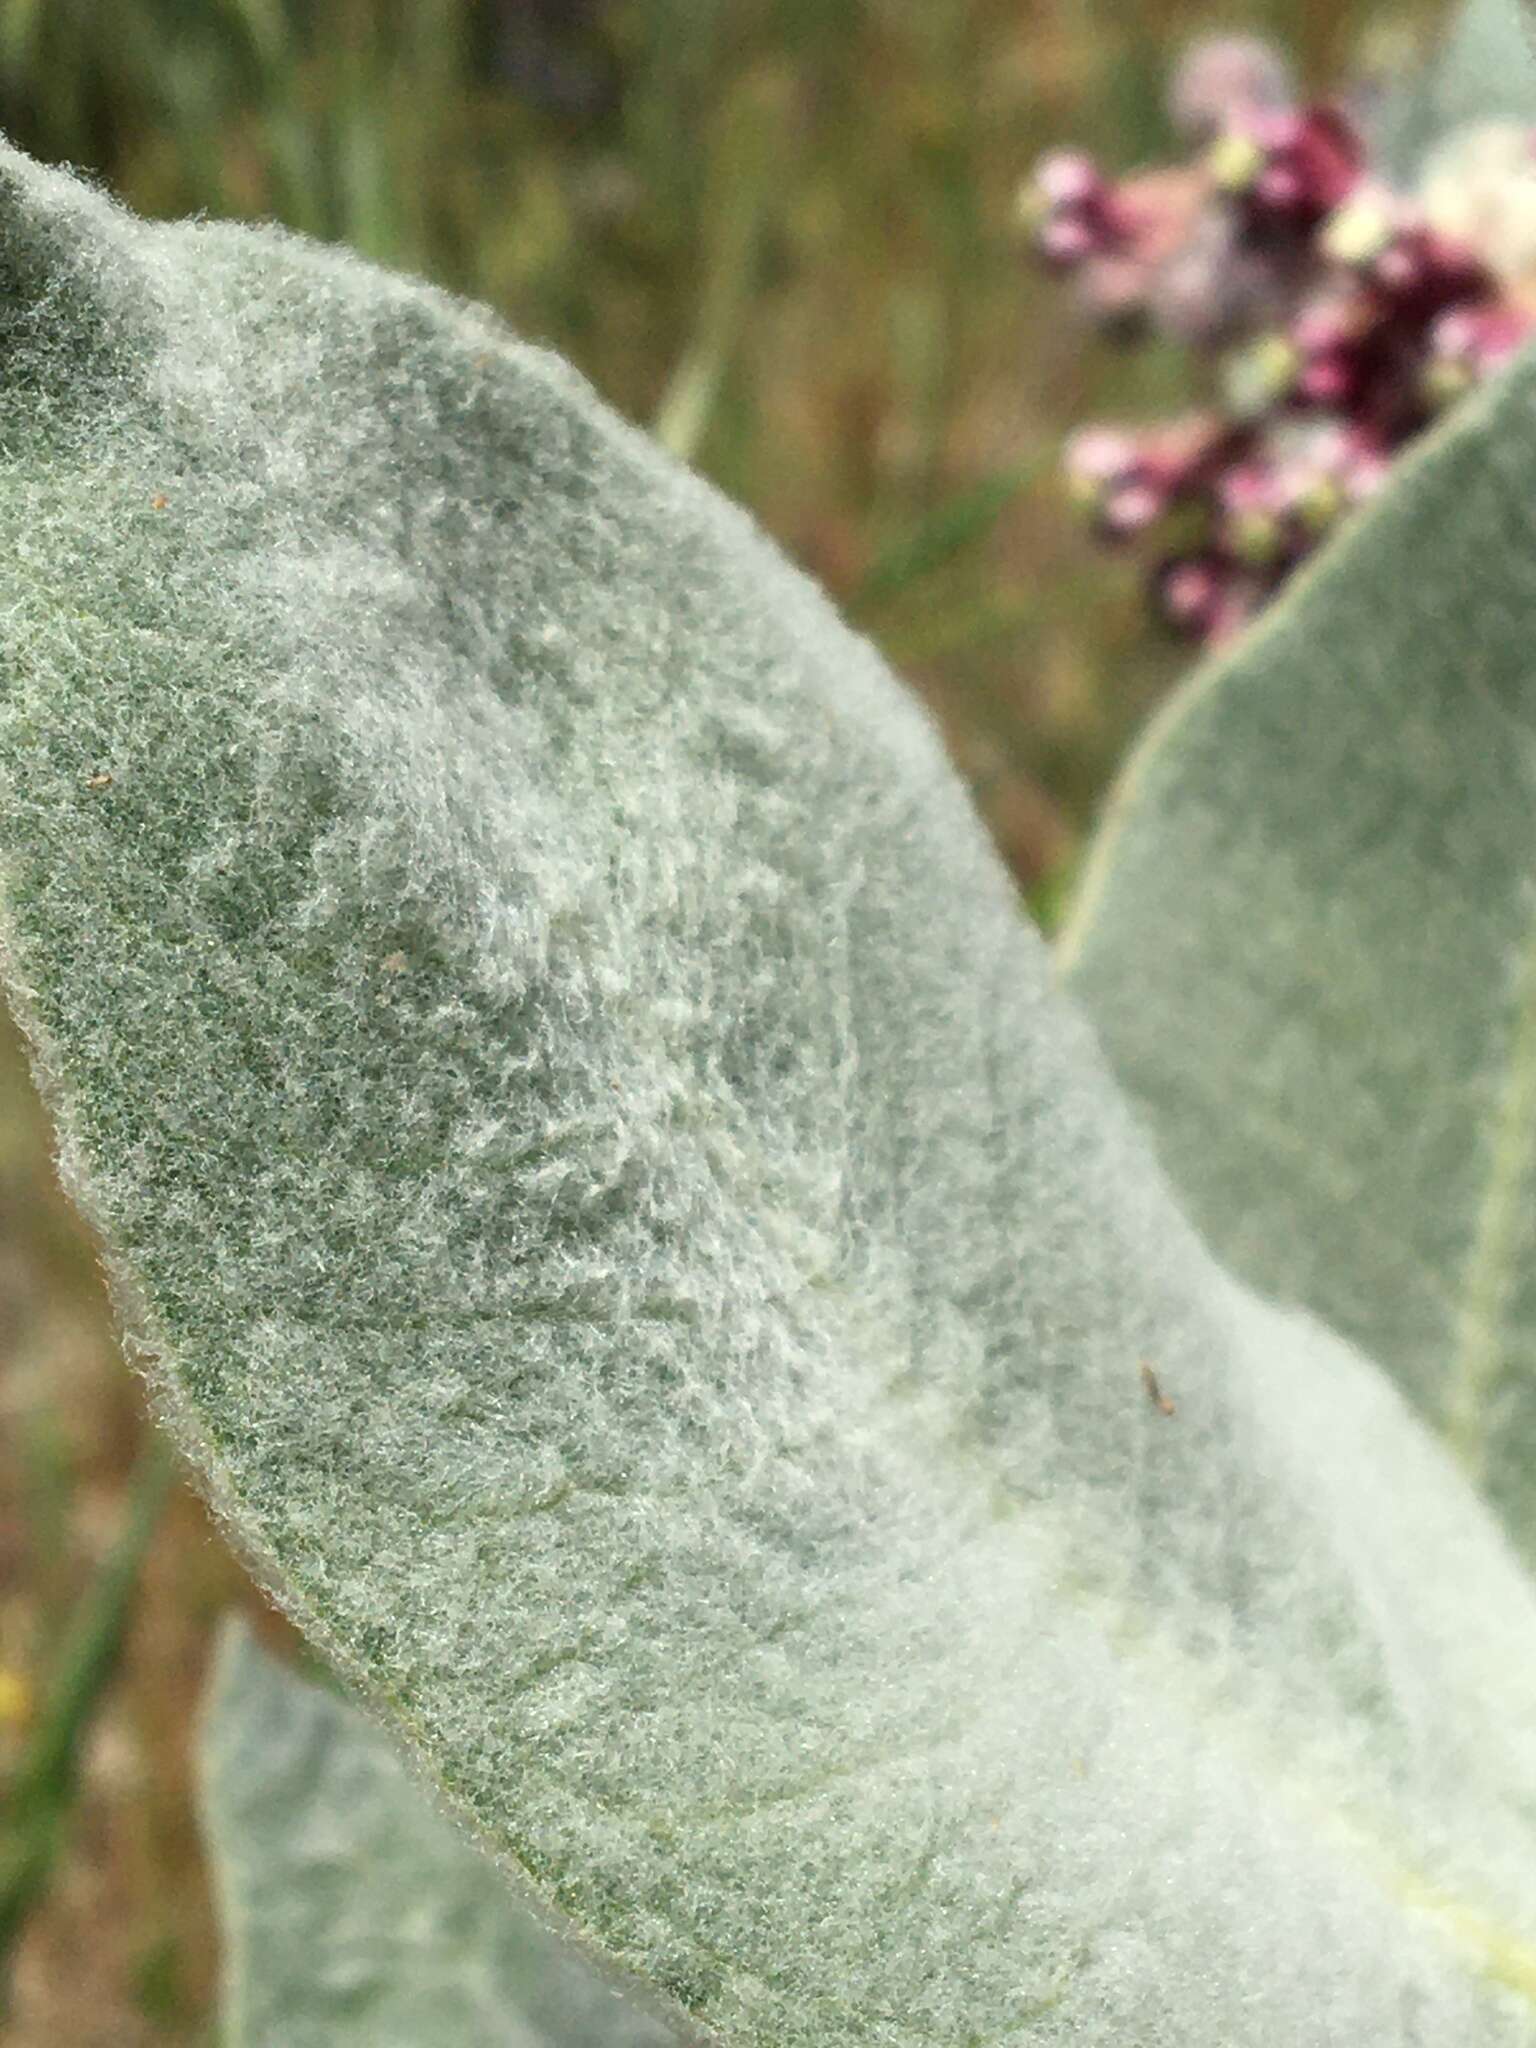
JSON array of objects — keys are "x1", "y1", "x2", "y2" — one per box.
[{"x1": 0, "y1": 2, "x2": 1444, "y2": 2041}]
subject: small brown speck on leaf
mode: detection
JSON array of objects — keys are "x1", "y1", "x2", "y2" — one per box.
[
  {"x1": 1140, "y1": 1359, "x2": 1176, "y2": 1417},
  {"x1": 83, "y1": 771, "x2": 113, "y2": 791}
]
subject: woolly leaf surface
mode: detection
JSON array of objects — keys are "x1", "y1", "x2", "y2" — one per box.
[
  {"x1": 201, "y1": 1621, "x2": 680, "y2": 2047},
  {"x1": 4, "y1": 142, "x2": 1536, "y2": 2045},
  {"x1": 1061, "y1": 345, "x2": 1536, "y2": 1569},
  {"x1": 1373, "y1": 0, "x2": 1536, "y2": 179}
]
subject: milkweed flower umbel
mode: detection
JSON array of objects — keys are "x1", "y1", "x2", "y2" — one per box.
[{"x1": 1025, "y1": 36, "x2": 1536, "y2": 646}]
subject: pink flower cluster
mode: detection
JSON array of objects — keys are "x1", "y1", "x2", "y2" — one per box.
[{"x1": 1024, "y1": 38, "x2": 1536, "y2": 646}]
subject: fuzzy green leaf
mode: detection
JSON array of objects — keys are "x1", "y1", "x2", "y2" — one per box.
[
  {"x1": 1441, "y1": 0, "x2": 1536, "y2": 122},
  {"x1": 6, "y1": 143, "x2": 1536, "y2": 2045},
  {"x1": 201, "y1": 1621, "x2": 681, "y2": 2048},
  {"x1": 1373, "y1": 0, "x2": 1536, "y2": 179},
  {"x1": 1062, "y1": 348, "x2": 1536, "y2": 1567}
]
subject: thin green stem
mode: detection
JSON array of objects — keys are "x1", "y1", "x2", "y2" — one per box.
[
  {"x1": 0, "y1": 1430, "x2": 177, "y2": 2006},
  {"x1": 851, "y1": 457, "x2": 1047, "y2": 610},
  {"x1": 652, "y1": 69, "x2": 786, "y2": 464}
]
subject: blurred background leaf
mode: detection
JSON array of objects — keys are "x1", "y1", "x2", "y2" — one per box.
[
  {"x1": 1373, "y1": 0, "x2": 1536, "y2": 173},
  {"x1": 201, "y1": 1623, "x2": 682, "y2": 2048}
]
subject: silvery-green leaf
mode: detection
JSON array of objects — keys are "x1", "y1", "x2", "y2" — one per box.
[
  {"x1": 1061, "y1": 349, "x2": 1536, "y2": 1566},
  {"x1": 4, "y1": 141, "x2": 1536, "y2": 2045},
  {"x1": 201, "y1": 1620, "x2": 680, "y2": 2048},
  {"x1": 1372, "y1": 0, "x2": 1536, "y2": 181}
]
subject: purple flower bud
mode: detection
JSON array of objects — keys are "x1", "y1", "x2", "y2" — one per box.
[
  {"x1": 1241, "y1": 291, "x2": 1423, "y2": 435},
  {"x1": 1289, "y1": 292, "x2": 1381, "y2": 408},
  {"x1": 1153, "y1": 551, "x2": 1264, "y2": 645},
  {"x1": 1325, "y1": 194, "x2": 1495, "y2": 323},
  {"x1": 1026, "y1": 153, "x2": 1222, "y2": 339},
  {"x1": 1064, "y1": 427, "x2": 1163, "y2": 537},
  {"x1": 1168, "y1": 35, "x2": 1295, "y2": 142},
  {"x1": 1064, "y1": 415, "x2": 1229, "y2": 539},
  {"x1": 1210, "y1": 104, "x2": 1363, "y2": 233},
  {"x1": 1215, "y1": 457, "x2": 1292, "y2": 565},
  {"x1": 1038, "y1": 215, "x2": 1102, "y2": 268},
  {"x1": 1273, "y1": 421, "x2": 1388, "y2": 529},
  {"x1": 1374, "y1": 230, "x2": 1492, "y2": 319},
  {"x1": 1155, "y1": 551, "x2": 1227, "y2": 632},
  {"x1": 1034, "y1": 148, "x2": 1105, "y2": 212},
  {"x1": 1207, "y1": 422, "x2": 1388, "y2": 566},
  {"x1": 1021, "y1": 148, "x2": 1131, "y2": 271},
  {"x1": 1424, "y1": 301, "x2": 1536, "y2": 405}
]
